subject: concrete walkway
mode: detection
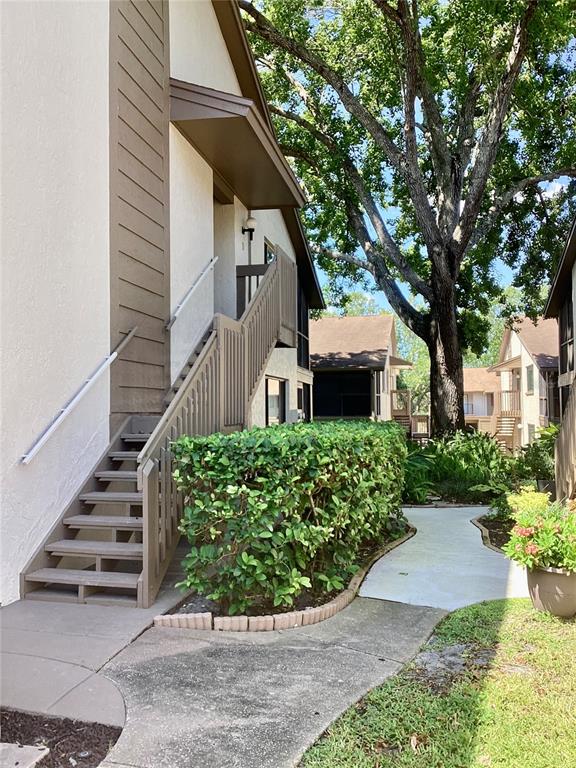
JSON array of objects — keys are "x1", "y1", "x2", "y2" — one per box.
[
  {"x1": 100, "y1": 599, "x2": 445, "y2": 768},
  {"x1": 361, "y1": 505, "x2": 529, "y2": 609},
  {"x1": 1, "y1": 505, "x2": 528, "y2": 768},
  {"x1": 0, "y1": 551, "x2": 189, "y2": 726}
]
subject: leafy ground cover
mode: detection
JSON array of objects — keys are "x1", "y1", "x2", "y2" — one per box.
[
  {"x1": 300, "y1": 599, "x2": 576, "y2": 768},
  {"x1": 403, "y1": 427, "x2": 559, "y2": 506}
]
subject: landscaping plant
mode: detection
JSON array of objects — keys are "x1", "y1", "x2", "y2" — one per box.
[
  {"x1": 503, "y1": 488, "x2": 576, "y2": 572},
  {"x1": 173, "y1": 421, "x2": 407, "y2": 614},
  {"x1": 403, "y1": 431, "x2": 513, "y2": 504}
]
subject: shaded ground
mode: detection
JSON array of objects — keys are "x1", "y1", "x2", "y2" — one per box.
[
  {"x1": 0, "y1": 709, "x2": 121, "y2": 768},
  {"x1": 300, "y1": 599, "x2": 576, "y2": 768},
  {"x1": 478, "y1": 514, "x2": 514, "y2": 550},
  {"x1": 100, "y1": 598, "x2": 445, "y2": 768}
]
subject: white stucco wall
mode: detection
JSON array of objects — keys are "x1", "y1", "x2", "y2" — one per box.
[
  {"x1": 169, "y1": 126, "x2": 215, "y2": 381},
  {"x1": 213, "y1": 202, "x2": 238, "y2": 318},
  {"x1": 519, "y1": 340, "x2": 541, "y2": 445},
  {"x1": 169, "y1": 0, "x2": 242, "y2": 95},
  {"x1": 0, "y1": 0, "x2": 110, "y2": 604}
]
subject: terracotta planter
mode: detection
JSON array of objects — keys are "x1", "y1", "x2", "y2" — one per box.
[{"x1": 527, "y1": 566, "x2": 576, "y2": 618}]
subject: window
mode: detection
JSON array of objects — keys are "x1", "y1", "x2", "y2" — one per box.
[
  {"x1": 265, "y1": 378, "x2": 286, "y2": 425},
  {"x1": 264, "y1": 240, "x2": 275, "y2": 264},
  {"x1": 297, "y1": 284, "x2": 310, "y2": 369},
  {"x1": 463, "y1": 393, "x2": 474, "y2": 415},
  {"x1": 528, "y1": 424, "x2": 536, "y2": 443},
  {"x1": 559, "y1": 279, "x2": 574, "y2": 376},
  {"x1": 486, "y1": 392, "x2": 494, "y2": 416},
  {"x1": 297, "y1": 382, "x2": 311, "y2": 422},
  {"x1": 526, "y1": 364, "x2": 534, "y2": 394}
]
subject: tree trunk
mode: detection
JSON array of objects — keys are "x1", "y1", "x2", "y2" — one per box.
[{"x1": 427, "y1": 280, "x2": 465, "y2": 436}]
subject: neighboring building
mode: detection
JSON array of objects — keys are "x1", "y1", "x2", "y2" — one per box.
[
  {"x1": 309, "y1": 316, "x2": 412, "y2": 428},
  {"x1": 489, "y1": 317, "x2": 560, "y2": 450},
  {"x1": 463, "y1": 367, "x2": 499, "y2": 434},
  {"x1": 0, "y1": 0, "x2": 323, "y2": 606},
  {"x1": 544, "y1": 218, "x2": 576, "y2": 499}
]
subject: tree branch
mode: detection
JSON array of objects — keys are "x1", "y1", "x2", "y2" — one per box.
[
  {"x1": 456, "y1": 0, "x2": 539, "y2": 255},
  {"x1": 312, "y1": 246, "x2": 375, "y2": 275},
  {"x1": 240, "y1": 0, "x2": 442, "y2": 250},
  {"x1": 273, "y1": 107, "x2": 433, "y2": 301},
  {"x1": 467, "y1": 167, "x2": 576, "y2": 251},
  {"x1": 344, "y1": 199, "x2": 428, "y2": 337}
]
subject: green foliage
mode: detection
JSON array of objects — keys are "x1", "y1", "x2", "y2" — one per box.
[
  {"x1": 173, "y1": 421, "x2": 407, "y2": 614},
  {"x1": 403, "y1": 443, "x2": 434, "y2": 504},
  {"x1": 503, "y1": 489, "x2": 576, "y2": 571},
  {"x1": 514, "y1": 424, "x2": 560, "y2": 483},
  {"x1": 301, "y1": 599, "x2": 576, "y2": 768},
  {"x1": 247, "y1": 0, "x2": 576, "y2": 358},
  {"x1": 419, "y1": 431, "x2": 513, "y2": 503}
]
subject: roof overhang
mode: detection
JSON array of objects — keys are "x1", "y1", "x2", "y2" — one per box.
[
  {"x1": 488, "y1": 355, "x2": 521, "y2": 373},
  {"x1": 389, "y1": 355, "x2": 413, "y2": 369},
  {"x1": 282, "y1": 209, "x2": 325, "y2": 310},
  {"x1": 170, "y1": 78, "x2": 306, "y2": 209},
  {"x1": 544, "y1": 217, "x2": 576, "y2": 318}
]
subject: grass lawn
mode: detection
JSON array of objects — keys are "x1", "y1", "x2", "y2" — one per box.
[{"x1": 300, "y1": 599, "x2": 576, "y2": 768}]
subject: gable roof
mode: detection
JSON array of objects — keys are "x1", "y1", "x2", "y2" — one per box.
[
  {"x1": 310, "y1": 315, "x2": 396, "y2": 369},
  {"x1": 545, "y1": 217, "x2": 576, "y2": 318},
  {"x1": 463, "y1": 367, "x2": 499, "y2": 393},
  {"x1": 515, "y1": 316, "x2": 559, "y2": 369},
  {"x1": 496, "y1": 316, "x2": 559, "y2": 371}
]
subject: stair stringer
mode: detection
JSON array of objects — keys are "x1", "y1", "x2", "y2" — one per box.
[{"x1": 19, "y1": 416, "x2": 133, "y2": 599}]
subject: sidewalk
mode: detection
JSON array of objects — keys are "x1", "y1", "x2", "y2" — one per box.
[
  {"x1": 360, "y1": 505, "x2": 529, "y2": 609},
  {"x1": 0, "y1": 553, "x2": 188, "y2": 726},
  {"x1": 1, "y1": 505, "x2": 528, "y2": 768}
]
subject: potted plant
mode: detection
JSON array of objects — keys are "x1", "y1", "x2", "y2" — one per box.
[{"x1": 503, "y1": 488, "x2": 576, "y2": 618}]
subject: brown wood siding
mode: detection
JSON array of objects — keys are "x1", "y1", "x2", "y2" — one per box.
[{"x1": 110, "y1": 0, "x2": 170, "y2": 416}]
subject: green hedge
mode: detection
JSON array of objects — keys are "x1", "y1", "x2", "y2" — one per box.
[{"x1": 173, "y1": 420, "x2": 407, "y2": 614}]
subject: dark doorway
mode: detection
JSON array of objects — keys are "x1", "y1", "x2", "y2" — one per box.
[{"x1": 313, "y1": 370, "x2": 371, "y2": 418}]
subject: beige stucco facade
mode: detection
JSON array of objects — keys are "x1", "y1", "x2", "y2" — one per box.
[{"x1": 0, "y1": 1, "x2": 111, "y2": 604}]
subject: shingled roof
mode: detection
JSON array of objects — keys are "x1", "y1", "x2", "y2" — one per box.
[
  {"x1": 309, "y1": 315, "x2": 406, "y2": 369},
  {"x1": 515, "y1": 317, "x2": 559, "y2": 370},
  {"x1": 463, "y1": 367, "x2": 499, "y2": 393}
]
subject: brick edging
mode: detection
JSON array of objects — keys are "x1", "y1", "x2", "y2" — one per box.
[
  {"x1": 471, "y1": 514, "x2": 506, "y2": 555},
  {"x1": 154, "y1": 525, "x2": 417, "y2": 632}
]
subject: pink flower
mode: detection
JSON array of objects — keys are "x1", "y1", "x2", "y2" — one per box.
[{"x1": 525, "y1": 543, "x2": 540, "y2": 556}]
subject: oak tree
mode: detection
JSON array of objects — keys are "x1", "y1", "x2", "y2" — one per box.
[{"x1": 241, "y1": 0, "x2": 576, "y2": 434}]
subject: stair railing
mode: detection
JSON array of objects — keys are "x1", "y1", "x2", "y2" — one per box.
[
  {"x1": 137, "y1": 249, "x2": 297, "y2": 607},
  {"x1": 555, "y1": 380, "x2": 576, "y2": 500}
]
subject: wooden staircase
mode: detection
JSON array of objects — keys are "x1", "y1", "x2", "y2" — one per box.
[
  {"x1": 22, "y1": 426, "x2": 153, "y2": 606},
  {"x1": 21, "y1": 249, "x2": 298, "y2": 608}
]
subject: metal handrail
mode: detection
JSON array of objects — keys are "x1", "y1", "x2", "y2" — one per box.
[
  {"x1": 20, "y1": 327, "x2": 139, "y2": 464},
  {"x1": 166, "y1": 257, "x2": 218, "y2": 330}
]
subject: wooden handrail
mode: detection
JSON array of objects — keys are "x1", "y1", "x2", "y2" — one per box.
[
  {"x1": 136, "y1": 249, "x2": 297, "y2": 607},
  {"x1": 21, "y1": 327, "x2": 138, "y2": 465},
  {"x1": 556, "y1": 380, "x2": 576, "y2": 500}
]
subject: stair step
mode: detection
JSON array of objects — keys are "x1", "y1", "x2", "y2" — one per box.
[
  {"x1": 121, "y1": 433, "x2": 151, "y2": 443},
  {"x1": 46, "y1": 539, "x2": 143, "y2": 559},
  {"x1": 79, "y1": 491, "x2": 142, "y2": 505},
  {"x1": 65, "y1": 515, "x2": 143, "y2": 530},
  {"x1": 109, "y1": 451, "x2": 139, "y2": 461},
  {"x1": 25, "y1": 568, "x2": 139, "y2": 589},
  {"x1": 95, "y1": 470, "x2": 138, "y2": 482}
]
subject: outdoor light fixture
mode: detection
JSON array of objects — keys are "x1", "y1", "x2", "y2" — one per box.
[{"x1": 242, "y1": 216, "x2": 257, "y2": 241}]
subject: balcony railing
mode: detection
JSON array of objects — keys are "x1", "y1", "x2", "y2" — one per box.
[
  {"x1": 137, "y1": 248, "x2": 297, "y2": 607},
  {"x1": 391, "y1": 389, "x2": 411, "y2": 416},
  {"x1": 496, "y1": 390, "x2": 521, "y2": 416}
]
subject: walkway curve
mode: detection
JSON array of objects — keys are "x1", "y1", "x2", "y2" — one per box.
[{"x1": 360, "y1": 505, "x2": 529, "y2": 610}]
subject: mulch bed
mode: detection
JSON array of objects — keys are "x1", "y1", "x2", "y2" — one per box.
[
  {"x1": 175, "y1": 527, "x2": 410, "y2": 617},
  {"x1": 0, "y1": 709, "x2": 121, "y2": 768},
  {"x1": 477, "y1": 515, "x2": 514, "y2": 550}
]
